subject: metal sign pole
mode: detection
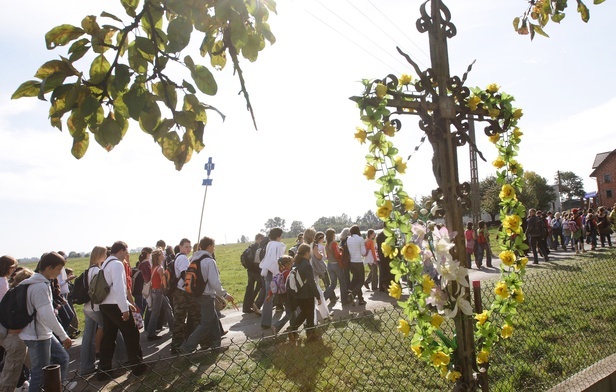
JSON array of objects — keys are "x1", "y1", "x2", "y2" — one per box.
[{"x1": 198, "y1": 157, "x2": 215, "y2": 243}]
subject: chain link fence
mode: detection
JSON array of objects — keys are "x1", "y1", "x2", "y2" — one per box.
[{"x1": 62, "y1": 252, "x2": 616, "y2": 391}]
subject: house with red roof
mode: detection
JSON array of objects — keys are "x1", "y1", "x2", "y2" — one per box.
[{"x1": 590, "y1": 149, "x2": 616, "y2": 207}]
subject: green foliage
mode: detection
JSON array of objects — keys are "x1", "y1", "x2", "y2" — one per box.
[
  {"x1": 479, "y1": 176, "x2": 501, "y2": 222},
  {"x1": 556, "y1": 170, "x2": 585, "y2": 200},
  {"x1": 519, "y1": 171, "x2": 557, "y2": 211},
  {"x1": 515, "y1": 0, "x2": 604, "y2": 40},
  {"x1": 12, "y1": 0, "x2": 277, "y2": 170}
]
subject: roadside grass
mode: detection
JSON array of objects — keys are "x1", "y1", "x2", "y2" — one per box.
[{"x1": 115, "y1": 249, "x2": 616, "y2": 391}]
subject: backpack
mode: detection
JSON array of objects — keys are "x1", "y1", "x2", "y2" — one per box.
[
  {"x1": 0, "y1": 284, "x2": 35, "y2": 330},
  {"x1": 183, "y1": 254, "x2": 210, "y2": 296},
  {"x1": 568, "y1": 220, "x2": 578, "y2": 233},
  {"x1": 257, "y1": 238, "x2": 270, "y2": 264},
  {"x1": 72, "y1": 268, "x2": 91, "y2": 305},
  {"x1": 286, "y1": 267, "x2": 305, "y2": 293},
  {"x1": 131, "y1": 267, "x2": 144, "y2": 297},
  {"x1": 88, "y1": 259, "x2": 112, "y2": 304},
  {"x1": 270, "y1": 272, "x2": 287, "y2": 295},
  {"x1": 552, "y1": 218, "x2": 562, "y2": 230},
  {"x1": 240, "y1": 243, "x2": 258, "y2": 269},
  {"x1": 162, "y1": 254, "x2": 182, "y2": 296}
]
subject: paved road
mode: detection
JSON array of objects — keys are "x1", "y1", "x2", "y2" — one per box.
[{"x1": 66, "y1": 245, "x2": 583, "y2": 375}]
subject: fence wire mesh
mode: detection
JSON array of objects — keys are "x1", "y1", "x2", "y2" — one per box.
[{"x1": 63, "y1": 252, "x2": 616, "y2": 391}]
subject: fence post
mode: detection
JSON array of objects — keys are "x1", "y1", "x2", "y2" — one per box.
[
  {"x1": 43, "y1": 364, "x2": 62, "y2": 392},
  {"x1": 473, "y1": 280, "x2": 489, "y2": 392}
]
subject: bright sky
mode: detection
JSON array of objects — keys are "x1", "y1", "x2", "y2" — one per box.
[{"x1": 1, "y1": 1, "x2": 614, "y2": 259}]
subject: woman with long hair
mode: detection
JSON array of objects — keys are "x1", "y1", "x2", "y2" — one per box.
[
  {"x1": 146, "y1": 249, "x2": 174, "y2": 340},
  {"x1": 80, "y1": 246, "x2": 107, "y2": 375},
  {"x1": 288, "y1": 244, "x2": 321, "y2": 343}
]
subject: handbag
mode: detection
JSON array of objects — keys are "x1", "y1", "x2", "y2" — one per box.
[
  {"x1": 214, "y1": 295, "x2": 227, "y2": 312},
  {"x1": 132, "y1": 310, "x2": 144, "y2": 330}
]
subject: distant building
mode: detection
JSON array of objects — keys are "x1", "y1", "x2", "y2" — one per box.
[{"x1": 590, "y1": 149, "x2": 616, "y2": 207}]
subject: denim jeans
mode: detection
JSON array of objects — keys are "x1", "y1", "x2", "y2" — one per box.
[
  {"x1": 260, "y1": 272, "x2": 274, "y2": 328},
  {"x1": 349, "y1": 262, "x2": 365, "y2": 301},
  {"x1": 80, "y1": 310, "x2": 102, "y2": 374},
  {"x1": 180, "y1": 295, "x2": 221, "y2": 353},
  {"x1": 24, "y1": 337, "x2": 69, "y2": 392},
  {"x1": 476, "y1": 243, "x2": 492, "y2": 267},
  {"x1": 147, "y1": 288, "x2": 174, "y2": 337},
  {"x1": 323, "y1": 263, "x2": 345, "y2": 301}
]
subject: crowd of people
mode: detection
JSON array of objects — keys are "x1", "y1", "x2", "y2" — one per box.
[{"x1": 2, "y1": 206, "x2": 612, "y2": 391}]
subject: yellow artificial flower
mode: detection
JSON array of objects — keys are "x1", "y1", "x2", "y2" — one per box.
[
  {"x1": 477, "y1": 350, "x2": 489, "y2": 364},
  {"x1": 516, "y1": 257, "x2": 529, "y2": 270},
  {"x1": 394, "y1": 156, "x2": 407, "y2": 174},
  {"x1": 375, "y1": 83, "x2": 387, "y2": 99},
  {"x1": 376, "y1": 200, "x2": 393, "y2": 220},
  {"x1": 397, "y1": 319, "x2": 411, "y2": 336},
  {"x1": 509, "y1": 160, "x2": 522, "y2": 175},
  {"x1": 421, "y1": 274, "x2": 435, "y2": 295},
  {"x1": 475, "y1": 310, "x2": 489, "y2": 326},
  {"x1": 468, "y1": 96, "x2": 481, "y2": 111},
  {"x1": 501, "y1": 323, "x2": 514, "y2": 339},
  {"x1": 363, "y1": 165, "x2": 377, "y2": 180},
  {"x1": 488, "y1": 108, "x2": 501, "y2": 118},
  {"x1": 430, "y1": 351, "x2": 450, "y2": 367},
  {"x1": 486, "y1": 83, "x2": 500, "y2": 93},
  {"x1": 492, "y1": 158, "x2": 506, "y2": 169},
  {"x1": 499, "y1": 184, "x2": 516, "y2": 201},
  {"x1": 402, "y1": 243, "x2": 421, "y2": 262},
  {"x1": 411, "y1": 345, "x2": 423, "y2": 358},
  {"x1": 499, "y1": 250, "x2": 516, "y2": 267},
  {"x1": 494, "y1": 281, "x2": 509, "y2": 298},
  {"x1": 488, "y1": 134, "x2": 500, "y2": 144},
  {"x1": 389, "y1": 281, "x2": 402, "y2": 299},
  {"x1": 354, "y1": 127, "x2": 367, "y2": 144},
  {"x1": 513, "y1": 127, "x2": 523, "y2": 138},
  {"x1": 403, "y1": 197, "x2": 415, "y2": 211},
  {"x1": 381, "y1": 242, "x2": 398, "y2": 258},
  {"x1": 514, "y1": 288, "x2": 525, "y2": 304},
  {"x1": 431, "y1": 314, "x2": 445, "y2": 329},
  {"x1": 383, "y1": 122, "x2": 396, "y2": 137},
  {"x1": 503, "y1": 215, "x2": 522, "y2": 234},
  {"x1": 399, "y1": 74, "x2": 412, "y2": 85},
  {"x1": 512, "y1": 108, "x2": 524, "y2": 119},
  {"x1": 446, "y1": 370, "x2": 462, "y2": 382}
]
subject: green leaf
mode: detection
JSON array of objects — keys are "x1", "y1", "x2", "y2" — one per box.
[
  {"x1": 95, "y1": 114, "x2": 123, "y2": 151},
  {"x1": 533, "y1": 24, "x2": 549, "y2": 38},
  {"x1": 81, "y1": 15, "x2": 100, "y2": 35},
  {"x1": 152, "y1": 82, "x2": 178, "y2": 110},
  {"x1": 71, "y1": 131, "x2": 89, "y2": 159},
  {"x1": 124, "y1": 83, "x2": 147, "y2": 120},
  {"x1": 182, "y1": 80, "x2": 196, "y2": 94},
  {"x1": 183, "y1": 94, "x2": 207, "y2": 122},
  {"x1": 67, "y1": 109, "x2": 87, "y2": 137},
  {"x1": 128, "y1": 41, "x2": 149, "y2": 73},
  {"x1": 12, "y1": 80, "x2": 42, "y2": 99},
  {"x1": 189, "y1": 62, "x2": 218, "y2": 95},
  {"x1": 577, "y1": 1, "x2": 590, "y2": 22},
  {"x1": 160, "y1": 131, "x2": 181, "y2": 161},
  {"x1": 174, "y1": 110, "x2": 197, "y2": 129},
  {"x1": 68, "y1": 38, "x2": 91, "y2": 62},
  {"x1": 210, "y1": 40, "x2": 227, "y2": 70},
  {"x1": 594, "y1": 0, "x2": 606, "y2": 4},
  {"x1": 151, "y1": 118, "x2": 175, "y2": 142},
  {"x1": 513, "y1": 17, "x2": 520, "y2": 31},
  {"x1": 113, "y1": 64, "x2": 131, "y2": 92},
  {"x1": 89, "y1": 54, "x2": 110, "y2": 84},
  {"x1": 134, "y1": 37, "x2": 156, "y2": 62},
  {"x1": 35, "y1": 60, "x2": 78, "y2": 79},
  {"x1": 100, "y1": 11, "x2": 123, "y2": 23},
  {"x1": 121, "y1": 0, "x2": 141, "y2": 17},
  {"x1": 139, "y1": 98, "x2": 162, "y2": 133},
  {"x1": 45, "y1": 24, "x2": 85, "y2": 49},
  {"x1": 241, "y1": 33, "x2": 264, "y2": 62},
  {"x1": 167, "y1": 17, "x2": 192, "y2": 53}
]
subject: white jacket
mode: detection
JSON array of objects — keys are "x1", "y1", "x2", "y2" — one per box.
[
  {"x1": 100, "y1": 257, "x2": 131, "y2": 313},
  {"x1": 259, "y1": 241, "x2": 286, "y2": 277},
  {"x1": 19, "y1": 273, "x2": 69, "y2": 342}
]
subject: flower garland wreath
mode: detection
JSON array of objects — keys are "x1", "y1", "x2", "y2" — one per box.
[{"x1": 355, "y1": 75, "x2": 528, "y2": 382}]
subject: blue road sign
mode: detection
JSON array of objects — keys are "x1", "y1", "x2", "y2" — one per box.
[
  {"x1": 202, "y1": 179, "x2": 213, "y2": 186},
  {"x1": 204, "y1": 157, "x2": 215, "y2": 177}
]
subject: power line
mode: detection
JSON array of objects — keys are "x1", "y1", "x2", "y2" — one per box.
[
  {"x1": 366, "y1": 0, "x2": 432, "y2": 63},
  {"x1": 344, "y1": 0, "x2": 430, "y2": 69},
  {"x1": 307, "y1": 0, "x2": 411, "y2": 74}
]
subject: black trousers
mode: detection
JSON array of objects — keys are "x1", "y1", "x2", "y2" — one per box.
[
  {"x1": 290, "y1": 297, "x2": 315, "y2": 333},
  {"x1": 349, "y1": 262, "x2": 365, "y2": 300},
  {"x1": 99, "y1": 304, "x2": 143, "y2": 370}
]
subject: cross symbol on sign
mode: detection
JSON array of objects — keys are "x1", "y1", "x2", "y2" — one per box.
[{"x1": 204, "y1": 157, "x2": 215, "y2": 177}]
